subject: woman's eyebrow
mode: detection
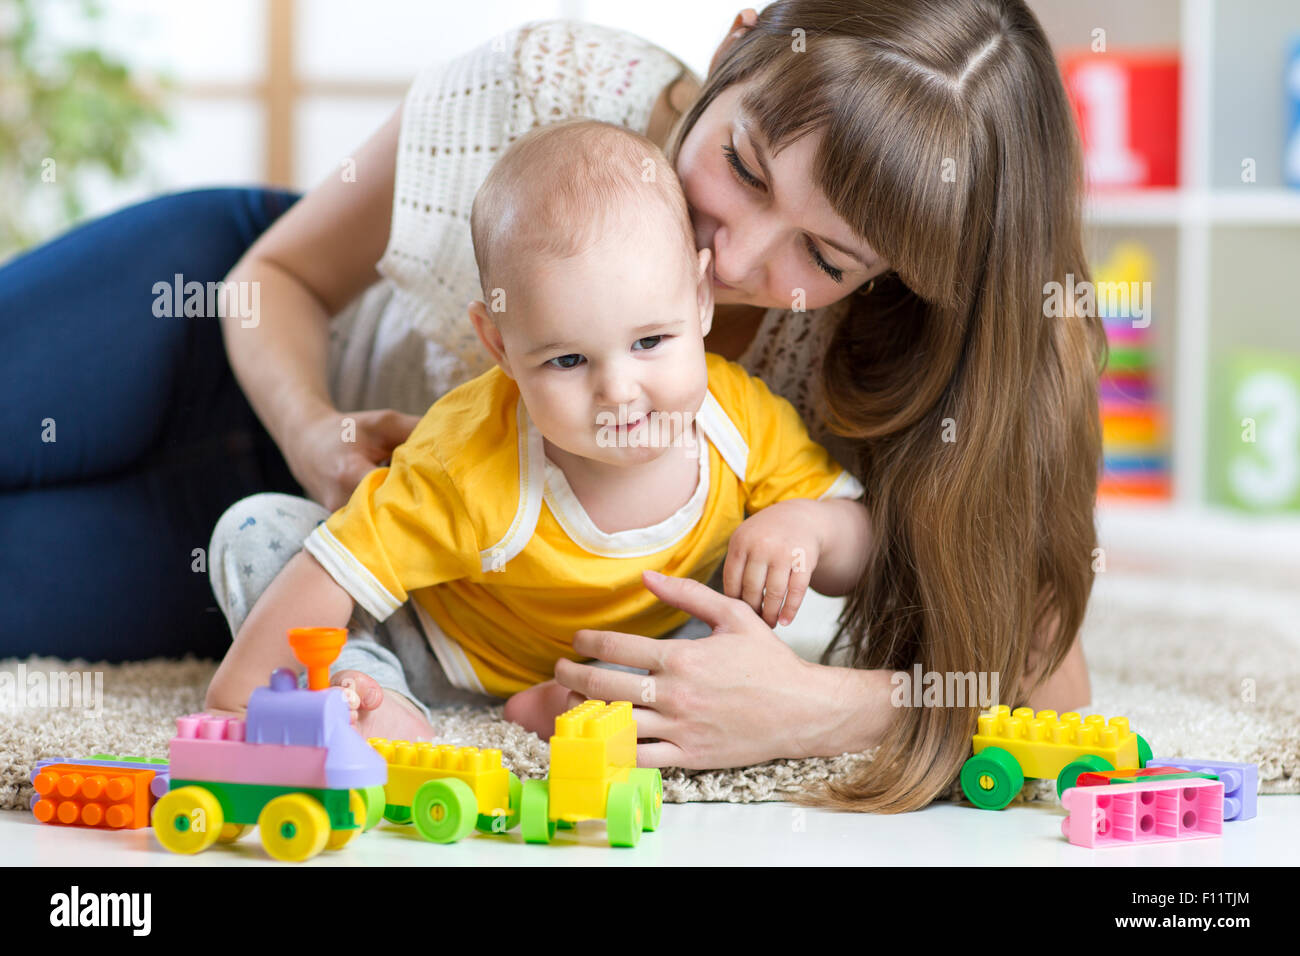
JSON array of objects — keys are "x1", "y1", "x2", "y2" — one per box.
[{"x1": 739, "y1": 112, "x2": 877, "y2": 270}]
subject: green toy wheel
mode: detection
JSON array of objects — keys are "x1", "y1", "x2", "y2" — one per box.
[
  {"x1": 476, "y1": 771, "x2": 523, "y2": 834},
  {"x1": 1135, "y1": 734, "x2": 1153, "y2": 768},
  {"x1": 359, "y1": 785, "x2": 386, "y2": 831},
  {"x1": 383, "y1": 804, "x2": 412, "y2": 825},
  {"x1": 520, "y1": 779, "x2": 555, "y2": 844},
  {"x1": 412, "y1": 778, "x2": 478, "y2": 844},
  {"x1": 1056, "y1": 755, "x2": 1113, "y2": 798},
  {"x1": 628, "y1": 768, "x2": 663, "y2": 831},
  {"x1": 960, "y1": 747, "x2": 1025, "y2": 810},
  {"x1": 606, "y1": 782, "x2": 644, "y2": 847}
]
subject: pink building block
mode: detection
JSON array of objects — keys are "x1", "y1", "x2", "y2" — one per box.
[
  {"x1": 169, "y1": 713, "x2": 331, "y2": 789},
  {"x1": 1060, "y1": 778, "x2": 1224, "y2": 848}
]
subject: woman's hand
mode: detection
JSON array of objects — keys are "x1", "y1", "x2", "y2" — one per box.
[
  {"x1": 553, "y1": 569, "x2": 891, "y2": 770},
  {"x1": 722, "y1": 500, "x2": 822, "y2": 628},
  {"x1": 284, "y1": 405, "x2": 423, "y2": 511}
]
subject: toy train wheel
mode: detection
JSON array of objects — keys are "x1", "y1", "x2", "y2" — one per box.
[
  {"x1": 520, "y1": 779, "x2": 556, "y2": 844},
  {"x1": 325, "y1": 790, "x2": 368, "y2": 850},
  {"x1": 1135, "y1": 734, "x2": 1153, "y2": 768},
  {"x1": 258, "y1": 794, "x2": 331, "y2": 862},
  {"x1": 412, "y1": 778, "x2": 477, "y2": 844},
  {"x1": 383, "y1": 804, "x2": 412, "y2": 825},
  {"x1": 1056, "y1": 755, "x2": 1112, "y2": 798},
  {"x1": 606, "y1": 782, "x2": 644, "y2": 847},
  {"x1": 358, "y1": 785, "x2": 386, "y2": 831},
  {"x1": 476, "y1": 771, "x2": 523, "y2": 834},
  {"x1": 629, "y1": 768, "x2": 663, "y2": 831},
  {"x1": 960, "y1": 746, "x2": 1024, "y2": 810},
  {"x1": 152, "y1": 786, "x2": 224, "y2": 855},
  {"x1": 217, "y1": 823, "x2": 252, "y2": 843}
]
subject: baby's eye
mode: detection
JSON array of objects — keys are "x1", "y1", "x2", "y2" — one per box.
[
  {"x1": 633, "y1": 336, "x2": 664, "y2": 351},
  {"x1": 546, "y1": 354, "x2": 584, "y2": 370}
]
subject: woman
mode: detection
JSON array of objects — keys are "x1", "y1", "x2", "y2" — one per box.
[{"x1": 3, "y1": 2, "x2": 1099, "y2": 813}]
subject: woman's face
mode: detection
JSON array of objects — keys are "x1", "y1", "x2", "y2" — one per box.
[{"x1": 675, "y1": 78, "x2": 890, "y2": 311}]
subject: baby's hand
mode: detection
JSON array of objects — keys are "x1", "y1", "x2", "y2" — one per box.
[{"x1": 722, "y1": 500, "x2": 822, "y2": 628}]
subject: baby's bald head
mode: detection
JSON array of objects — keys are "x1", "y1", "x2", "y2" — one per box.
[{"x1": 470, "y1": 118, "x2": 698, "y2": 319}]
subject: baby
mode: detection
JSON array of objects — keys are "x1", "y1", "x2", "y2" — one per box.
[{"x1": 206, "y1": 118, "x2": 871, "y2": 743}]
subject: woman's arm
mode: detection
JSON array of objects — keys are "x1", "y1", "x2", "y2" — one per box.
[
  {"x1": 219, "y1": 105, "x2": 412, "y2": 509},
  {"x1": 1026, "y1": 629, "x2": 1091, "y2": 713}
]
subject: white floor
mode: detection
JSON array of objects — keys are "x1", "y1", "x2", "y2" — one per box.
[{"x1": 3, "y1": 795, "x2": 1296, "y2": 866}]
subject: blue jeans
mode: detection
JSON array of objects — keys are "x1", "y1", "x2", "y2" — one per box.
[{"x1": 0, "y1": 188, "x2": 305, "y2": 660}]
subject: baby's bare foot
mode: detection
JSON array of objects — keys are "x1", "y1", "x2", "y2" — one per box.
[
  {"x1": 332, "y1": 670, "x2": 436, "y2": 742},
  {"x1": 504, "y1": 680, "x2": 584, "y2": 738}
]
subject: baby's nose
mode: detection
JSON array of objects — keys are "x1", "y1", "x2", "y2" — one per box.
[{"x1": 595, "y1": 370, "x2": 639, "y2": 406}]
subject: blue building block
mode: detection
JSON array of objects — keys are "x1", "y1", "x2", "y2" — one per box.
[{"x1": 1147, "y1": 756, "x2": 1257, "y2": 821}]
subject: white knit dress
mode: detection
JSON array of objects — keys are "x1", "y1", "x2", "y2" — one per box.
[{"x1": 325, "y1": 18, "x2": 859, "y2": 478}]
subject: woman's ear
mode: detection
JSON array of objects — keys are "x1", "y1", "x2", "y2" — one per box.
[
  {"x1": 696, "y1": 246, "x2": 715, "y2": 338},
  {"x1": 708, "y1": 8, "x2": 759, "y2": 75}
]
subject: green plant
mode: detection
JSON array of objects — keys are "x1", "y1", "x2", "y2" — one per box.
[{"x1": 0, "y1": 0, "x2": 174, "y2": 260}]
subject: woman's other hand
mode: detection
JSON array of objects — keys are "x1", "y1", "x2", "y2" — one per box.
[
  {"x1": 554, "y1": 569, "x2": 892, "y2": 769},
  {"x1": 286, "y1": 405, "x2": 422, "y2": 510}
]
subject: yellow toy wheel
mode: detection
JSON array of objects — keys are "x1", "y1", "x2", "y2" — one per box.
[
  {"x1": 325, "y1": 790, "x2": 368, "y2": 850},
  {"x1": 152, "y1": 787, "x2": 224, "y2": 855},
  {"x1": 216, "y1": 823, "x2": 252, "y2": 843},
  {"x1": 258, "y1": 794, "x2": 331, "y2": 862}
]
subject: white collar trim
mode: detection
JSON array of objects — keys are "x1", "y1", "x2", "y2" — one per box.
[{"x1": 489, "y1": 386, "x2": 750, "y2": 559}]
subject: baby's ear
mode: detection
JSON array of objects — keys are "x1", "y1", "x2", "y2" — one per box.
[{"x1": 468, "y1": 300, "x2": 513, "y2": 379}]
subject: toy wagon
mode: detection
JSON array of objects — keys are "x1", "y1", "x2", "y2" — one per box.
[
  {"x1": 151, "y1": 627, "x2": 387, "y2": 861},
  {"x1": 367, "y1": 737, "x2": 523, "y2": 843},
  {"x1": 960, "y1": 705, "x2": 1152, "y2": 810},
  {"x1": 519, "y1": 699, "x2": 662, "y2": 847}
]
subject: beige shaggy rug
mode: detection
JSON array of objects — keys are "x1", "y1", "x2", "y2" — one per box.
[{"x1": 3, "y1": 540, "x2": 1297, "y2": 813}]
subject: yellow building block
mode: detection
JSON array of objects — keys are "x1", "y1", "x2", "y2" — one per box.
[
  {"x1": 971, "y1": 705, "x2": 1139, "y2": 780},
  {"x1": 368, "y1": 739, "x2": 511, "y2": 817},
  {"x1": 550, "y1": 700, "x2": 636, "y2": 781},
  {"x1": 548, "y1": 701, "x2": 636, "y2": 822}
]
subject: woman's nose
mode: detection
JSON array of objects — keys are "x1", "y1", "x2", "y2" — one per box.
[{"x1": 712, "y1": 213, "x2": 771, "y2": 286}]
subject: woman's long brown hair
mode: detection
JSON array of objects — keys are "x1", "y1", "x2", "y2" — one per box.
[{"x1": 665, "y1": 0, "x2": 1107, "y2": 812}]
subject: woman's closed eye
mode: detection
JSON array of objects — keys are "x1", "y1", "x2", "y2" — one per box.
[{"x1": 721, "y1": 143, "x2": 846, "y2": 284}]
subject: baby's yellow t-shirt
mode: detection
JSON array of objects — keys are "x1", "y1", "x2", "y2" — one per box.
[{"x1": 303, "y1": 352, "x2": 864, "y2": 697}]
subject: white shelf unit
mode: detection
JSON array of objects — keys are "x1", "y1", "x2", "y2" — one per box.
[{"x1": 1069, "y1": 0, "x2": 1300, "y2": 525}]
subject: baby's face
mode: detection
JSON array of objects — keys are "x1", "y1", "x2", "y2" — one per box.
[{"x1": 476, "y1": 227, "x2": 714, "y2": 469}]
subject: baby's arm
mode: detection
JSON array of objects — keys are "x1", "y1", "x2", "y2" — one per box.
[
  {"x1": 804, "y1": 497, "x2": 872, "y2": 597},
  {"x1": 724, "y1": 496, "x2": 872, "y2": 627},
  {"x1": 205, "y1": 550, "x2": 355, "y2": 713}
]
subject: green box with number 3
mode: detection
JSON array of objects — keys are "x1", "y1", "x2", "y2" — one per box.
[{"x1": 1209, "y1": 350, "x2": 1300, "y2": 512}]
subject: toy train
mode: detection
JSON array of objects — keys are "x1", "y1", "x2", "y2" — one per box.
[{"x1": 151, "y1": 627, "x2": 387, "y2": 862}]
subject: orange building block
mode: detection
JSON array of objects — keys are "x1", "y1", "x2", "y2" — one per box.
[{"x1": 31, "y1": 763, "x2": 157, "y2": 829}]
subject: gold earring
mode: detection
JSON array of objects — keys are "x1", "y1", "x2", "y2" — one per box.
[{"x1": 856, "y1": 278, "x2": 875, "y2": 297}]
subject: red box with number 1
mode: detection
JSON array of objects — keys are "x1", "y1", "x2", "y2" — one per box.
[{"x1": 1062, "y1": 52, "x2": 1180, "y2": 190}]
